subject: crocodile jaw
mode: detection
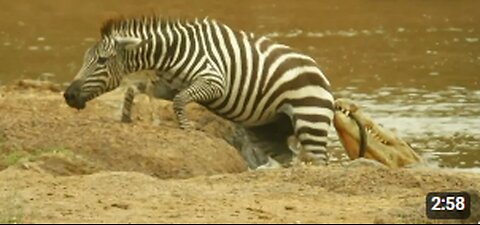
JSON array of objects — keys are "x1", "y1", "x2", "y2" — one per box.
[
  {"x1": 334, "y1": 111, "x2": 364, "y2": 160},
  {"x1": 334, "y1": 111, "x2": 397, "y2": 165},
  {"x1": 333, "y1": 98, "x2": 423, "y2": 168}
]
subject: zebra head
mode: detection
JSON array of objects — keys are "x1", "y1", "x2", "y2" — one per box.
[{"x1": 64, "y1": 36, "x2": 143, "y2": 109}]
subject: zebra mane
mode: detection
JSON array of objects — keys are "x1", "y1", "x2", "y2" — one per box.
[
  {"x1": 100, "y1": 16, "x2": 204, "y2": 38},
  {"x1": 100, "y1": 17, "x2": 125, "y2": 37}
]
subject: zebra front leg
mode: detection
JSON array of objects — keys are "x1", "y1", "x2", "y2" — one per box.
[
  {"x1": 173, "y1": 78, "x2": 223, "y2": 130},
  {"x1": 121, "y1": 85, "x2": 137, "y2": 123},
  {"x1": 121, "y1": 81, "x2": 149, "y2": 123}
]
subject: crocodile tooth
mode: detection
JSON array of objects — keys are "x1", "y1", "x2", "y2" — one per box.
[
  {"x1": 345, "y1": 110, "x2": 350, "y2": 117},
  {"x1": 371, "y1": 128, "x2": 388, "y2": 144}
]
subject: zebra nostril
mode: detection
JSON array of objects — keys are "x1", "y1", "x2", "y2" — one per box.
[
  {"x1": 63, "y1": 79, "x2": 83, "y2": 101},
  {"x1": 63, "y1": 79, "x2": 88, "y2": 110},
  {"x1": 63, "y1": 91, "x2": 72, "y2": 100},
  {"x1": 63, "y1": 90, "x2": 79, "y2": 102}
]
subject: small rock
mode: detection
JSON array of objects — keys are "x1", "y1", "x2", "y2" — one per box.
[{"x1": 111, "y1": 203, "x2": 130, "y2": 210}]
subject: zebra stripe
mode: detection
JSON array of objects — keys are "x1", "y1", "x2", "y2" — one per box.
[{"x1": 64, "y1": 16, "x2": 335, "y2": 165}]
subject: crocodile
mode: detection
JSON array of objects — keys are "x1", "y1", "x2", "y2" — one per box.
[{"x1": 333, "y1": 98, "x2": 423, "y2": 168}]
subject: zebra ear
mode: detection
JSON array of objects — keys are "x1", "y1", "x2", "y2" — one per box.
[{"x1": 113, "y1": 36, "x2": 143, "y2": 51}]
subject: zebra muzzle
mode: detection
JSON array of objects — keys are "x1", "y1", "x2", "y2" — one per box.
[{"x1": 64, "y1": 80, "x2": 87, "y2": 110}]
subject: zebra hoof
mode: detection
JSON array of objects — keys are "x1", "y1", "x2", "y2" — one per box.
[
  {"x1": 292, "y1": 153, "x2": 328, "y2": 167},
  {"x1": 179, "y1": 121, "x2": 196, "y2": 130}
]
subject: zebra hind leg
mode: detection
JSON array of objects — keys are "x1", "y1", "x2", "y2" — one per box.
[
  {"x1": 291, "y1": 115, "x2": 331, "y2": 166},
  {"x1": 291, "y1": 137, "x2": 329, "y2": 166}
]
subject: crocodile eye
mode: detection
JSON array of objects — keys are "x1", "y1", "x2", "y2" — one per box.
[{"x1": 97, "y1": 57, "x2": 108, "y2": 64}]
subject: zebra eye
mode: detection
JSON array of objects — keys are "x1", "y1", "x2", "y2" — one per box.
[{"x1": 97, "y1": 57, "x2": 108, "y2": 64}]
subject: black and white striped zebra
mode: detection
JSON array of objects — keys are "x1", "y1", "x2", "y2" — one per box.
[{"x1": 64, "y1": 16, "x2": 335, "y2": 166}]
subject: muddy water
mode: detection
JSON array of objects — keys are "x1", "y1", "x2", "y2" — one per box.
[{"x1": 0, "y1": 0, "x2": 478, "y2": 168}]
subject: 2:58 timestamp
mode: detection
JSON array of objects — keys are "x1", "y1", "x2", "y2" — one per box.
[{"x1": 426, "y1": 192, "x2": 471, "y2": 220}]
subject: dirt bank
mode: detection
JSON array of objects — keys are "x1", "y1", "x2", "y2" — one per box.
[{"x1": 0, "y1": 81, "x2": 479, "y2": 223}]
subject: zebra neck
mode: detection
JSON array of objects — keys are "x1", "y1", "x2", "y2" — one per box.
[
  {"x1": 119, "y1": 39, "x2": 164, "y2": 74},
  {"x1": 119, "y1": 25, "x2": 185, "y2": 76},
  {"x1": 106, "y1": 18, "x2": 209, "y2": 80}
]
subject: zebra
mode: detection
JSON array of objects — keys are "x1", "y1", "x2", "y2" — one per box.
[{"x1": 63, "y1": 16, "x2": 335, "y2": 166}]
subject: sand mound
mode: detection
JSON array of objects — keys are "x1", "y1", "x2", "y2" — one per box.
[{"x1": 0, "y1": 81, "x2": 478, "y2": 223}]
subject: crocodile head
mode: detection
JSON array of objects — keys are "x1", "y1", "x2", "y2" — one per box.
[{"x1": 333, "y1": 98, "x2": 423, "y2": 168}]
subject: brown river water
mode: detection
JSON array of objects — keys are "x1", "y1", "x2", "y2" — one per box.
[{"x1": 0, "y1": 0, "x2": 478, "y2": 169}]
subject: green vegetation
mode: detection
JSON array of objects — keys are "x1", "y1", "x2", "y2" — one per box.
[
  {"x1": 2, "y1": 151, "x2": 28, "y2": 167},
  {"x1": 1, "y1": 147, "x2": 74, "y2": 168}
]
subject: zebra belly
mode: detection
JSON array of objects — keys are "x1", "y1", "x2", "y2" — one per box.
[
  {"x1": 210, "y1": 104, "x2": 282, "y2": 128},
  {"x1": 233, "y1": 111, "x2": 280, "y2": 127}
]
